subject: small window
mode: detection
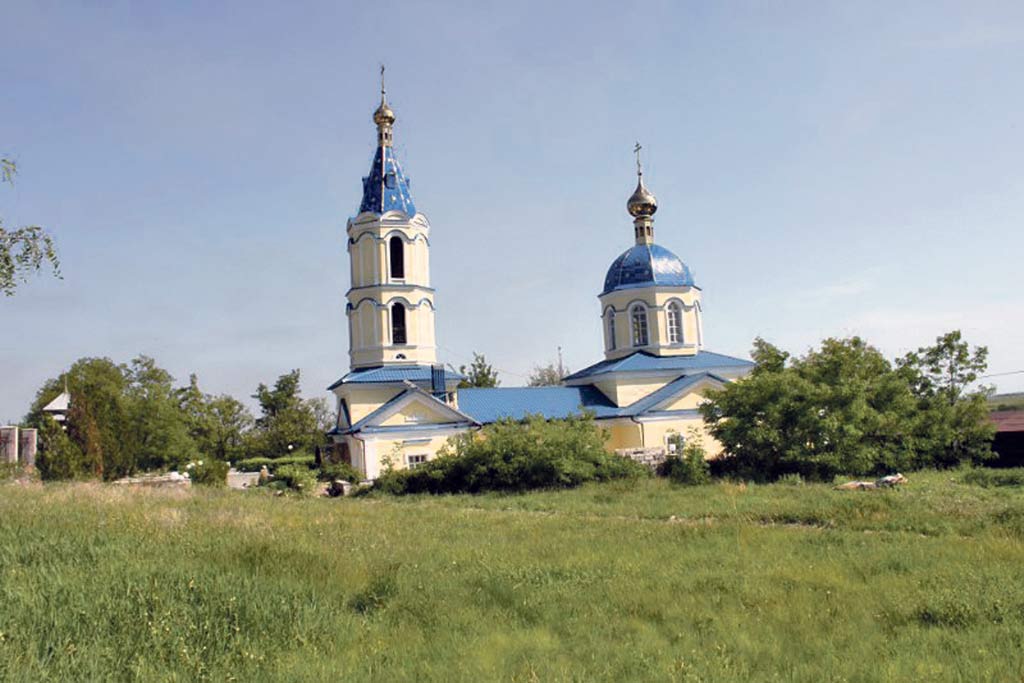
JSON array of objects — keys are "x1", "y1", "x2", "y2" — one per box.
[
  {"x1": 391, "y1": 303, "x2": 407, "y2": 345},
  {"x1": 606, "y1": 311, "x2": 616, "y2": 351},
  {"x1": 631, "y1": 306, "x2": 648, "y2": 347},
  {"x1": 389, "y1": 236, "x2": 405, "y2": 279},
  {"x1": 407, "y1": 454, "x2": 428, "y2": 470},
  {"x1": 385, "y1": 172, "x2": 397, "y2": 189},
  {"x1": 667, "y1": 302, "x2": 683, "y2": 344},
  {"x1": 666, "y1": 432, "x2": 683, "y2": 454}
]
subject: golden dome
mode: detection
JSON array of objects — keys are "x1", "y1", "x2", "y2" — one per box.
[
  {"x1": 627, "y1": 176, "x2": 658, "y2": 217},
  {"x1": 373, "y1": 99, "x2": 395, "y2": 126}
]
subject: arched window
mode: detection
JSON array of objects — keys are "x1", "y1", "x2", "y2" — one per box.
[
  {"x1": 605, "y1": 310, "x2": 616, "y2": 350},
  {"x1": 667, "y1": 302, "x2": 683, "y2": 344},
  {"x1": 630, "y1": 305, "x2": 648, "y2": 347},
  {"x1": 391, "y1": 303, "x2": 407, "y2": 345},
  {"x1": 389, "y1": 236, "x2": 405, "y2": 280},
  {"x1": 696, "y1": 305, "x2": 704, "y2": 348}
]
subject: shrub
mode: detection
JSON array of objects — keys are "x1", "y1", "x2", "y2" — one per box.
[
  {"x1": 269, "y1": 463, "x2": 318, "y2": 495},
  {"x1": 657, "y1": 432, "x2": 710, "y2": 486},
  {"x1": 185, "y1": 459, "x2": 228, "y2": 487},
  {"x1": 962, "y1": 468, "x2": 1024, "y2": 488},
  {"x1": 317, "y1": 462, "x2": 363, "y2": 483},
  {"x1": 373, "y1": 414, "x2": 646, "y2": 495},
  {"x1": 235, "y1": 455, "x2": 315, "y2": 473}
]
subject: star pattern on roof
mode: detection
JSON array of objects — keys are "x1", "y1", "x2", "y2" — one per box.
[{"x1": 359, "y1": 146, "x2": 416, "y2": 216}]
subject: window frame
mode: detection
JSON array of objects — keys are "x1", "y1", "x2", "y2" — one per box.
[
  {"x1": 389, "y1": 235, "x2": 405, "y2": 280},
  {"x1": 666, "y1": 301, "x2": 683, "y2": 344},
  {"x1": 391, "y1": 302, "x2": 408, "y2": 345},
  {"x1": 630, "y1": 304, "x2": 649, "y2": 347},
  {"x1": 605, "y1": 308, "x2": 616, "y2": 351}
]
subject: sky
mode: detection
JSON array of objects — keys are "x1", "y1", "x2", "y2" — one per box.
[{"x1": 2, "y1": 1, "x2": 1023, "y2": 421}]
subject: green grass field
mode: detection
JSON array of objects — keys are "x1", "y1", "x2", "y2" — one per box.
[
  {"x1": 2, "y1": 472, "x2": 1024, "y2": 681},
  {"x1": 990, "y1": 392, "x2": 1024, "y2": 411}
]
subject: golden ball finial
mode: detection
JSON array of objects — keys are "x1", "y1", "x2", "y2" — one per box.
[
  {"x1": 627, "y1": 176, "x2": 658, "y2": 217},
  {"x1": 373, "y1": 100, "x2": 395, "y2": 126},
  {"x1": 374, "y1": 64, "x2": 395, "y2": 126},
  {"x1": 628, "y1": 142, "x2": 657, "y2": 217}
]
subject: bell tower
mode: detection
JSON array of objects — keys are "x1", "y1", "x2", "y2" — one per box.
[{"x1": 346, "y1": 68, "x2": 437, "y2": 369}]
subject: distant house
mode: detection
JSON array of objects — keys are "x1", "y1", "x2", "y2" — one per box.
[
  {"x1": 42, "y1": 390, "x2": 70, "y2": 425},
  {"x1": 990, "y1": 411, "x2": 1024, "y2": 467}
]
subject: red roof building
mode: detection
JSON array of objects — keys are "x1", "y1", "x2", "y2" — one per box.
[{"x1": 991, "y1": 411, "x2": 1024, "y2": 466}]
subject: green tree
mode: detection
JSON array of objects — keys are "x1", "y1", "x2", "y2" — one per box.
[
  {"x1": 527, "y1": 362, "x2": 563, "y2": 387},
  {"x1": 35, "y1": 414, "x2": 86, "y2": 481},
  {"x1": 24, "y1": 359, "x2": 126, "y2": 480},
  {"x1": 701, "y1": 337, "x2": 922, "y2": 481},
  {"x1": 1, "y1": 158, "x2": 60, "y2": 295},
  {"x1": 897, "y1": 330, "x2": 995, "y2": 466},
  {"x1": 750, "y1": 337, "x2": 789, "y2": 375},
  {"x1": 248, "y1": 370, "x2": 323, "y2": 458},
  {"x1": 26, "y1": 356, "x2": 242, "y2": 479},
  {"x1": 458, "y1": 353, "x2": 500, "y2": 388},
  {"x1": 123, "y1": 356, "x2": 197, "y2": 472},
  {"x1": 177, "y1": 374, "x2": 253, "y2": 461}
]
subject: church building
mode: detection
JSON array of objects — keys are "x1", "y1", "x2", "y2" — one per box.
[{"x1": 327, "y1": 80, "x2": 753, "y2": 479}]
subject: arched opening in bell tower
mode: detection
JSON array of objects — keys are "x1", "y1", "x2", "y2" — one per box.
[
  {"x1": 391, "y1": 302, "x2": 408, "y2": 345},
  {"x1": 389, "y1": 236, "x2": 405, "y2": 280}
]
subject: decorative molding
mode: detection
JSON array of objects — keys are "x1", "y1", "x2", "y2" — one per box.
[{"x1": 347, "y1": 295, "x2": 436, "y2": 311}]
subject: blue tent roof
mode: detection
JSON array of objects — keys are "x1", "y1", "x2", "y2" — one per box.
[
  {"x1": 458, "y1": 373, "x2": 728, "y2": 424},
  {"x1": 359, "y1": 145, "x2": 416, "y2": 216},
  {"x1": 327, "y1": 365, "x2": 465, "y2": 390},
  {"x1": 603, "y1": 243, "x2": 694, "y2": 294},
  {"x1": 562, "y1": 350, "x2": 754, "y2": 382}
]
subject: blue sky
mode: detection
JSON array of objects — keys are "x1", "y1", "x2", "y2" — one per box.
[{"x1": 3, "y1": 1, "x2": 1023, "y2": 420}]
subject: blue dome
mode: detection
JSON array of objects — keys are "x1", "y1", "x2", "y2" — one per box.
[{"x1": 602, "y1": 243, "x2": 695, "y2": 294}]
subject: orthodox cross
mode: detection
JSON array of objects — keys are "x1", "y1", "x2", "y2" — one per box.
[{"x1": 634, "y1": 141, "x2": 643, "y2": 176}]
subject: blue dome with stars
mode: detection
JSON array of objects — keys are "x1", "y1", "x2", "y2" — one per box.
[
  {"x1": 359, "y1": 146, "x2": 416, "y2": 216},
  {"x1": 602, "y1": 243, "x2": 695, "y2": 295}
]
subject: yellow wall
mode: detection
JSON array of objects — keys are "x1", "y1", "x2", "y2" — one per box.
[
  {"x1": 594, "y1": 378, "x2": 669, "y2": 407},
  {"x1": 379, "y1": 398, "x2": 452, "y2": 427},
  {"x1": 360, "y1": 432, "x2": 467, "y2": 479},
  {"x1": 346, "y1": 212, "x2": 438, "y2": 367},
  {"x1": 660, "y1": 391, "x2": 708, "y2": 411},
  {"x1": 603, "y1": 419, "x2": 644, "y2": 450},
  {"x1": 637, "y1": 418, "x2": 724, "y2": 459},
  {"x1": 338, "y1": 385, "x2": 404, "y2": 424}
]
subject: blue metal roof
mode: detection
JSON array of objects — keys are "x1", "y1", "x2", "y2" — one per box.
[
  {"x1": 562, "y1": 350, "x2": 754, "y2": 382},
  {"x1": 359, "y1": 145, "x2": 416, "y2": 216},
  {"x1": 327, "y1": 365, "x2": 465, "y2": 390},
  {"x1": 458, "y1": 373, "x2": 728, "y2": 424},
  {"x1": 603, "y1": 243, "x2": 694, "y2": 294},
  {"x1": 458, "y1": 386, "x2": 615, "y2": 423}
]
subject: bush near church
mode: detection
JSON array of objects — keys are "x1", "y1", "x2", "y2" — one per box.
[
  {"x1": 657, "y1": 430, "x2": 711, "y2": 486},
  {"x1": 372, "y1": 413, "x2": 646, "y2": 495},
  {"x1": 184, "y1": 459, "x2": 229, "y2": 487},
  {"x1": 700, "y1": 332, "x2": 996, "y2": 482}
]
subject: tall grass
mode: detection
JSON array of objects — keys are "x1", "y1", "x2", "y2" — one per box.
[{"x1": 1, "y1": 470, "x2": 1023, "y2": 680}]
